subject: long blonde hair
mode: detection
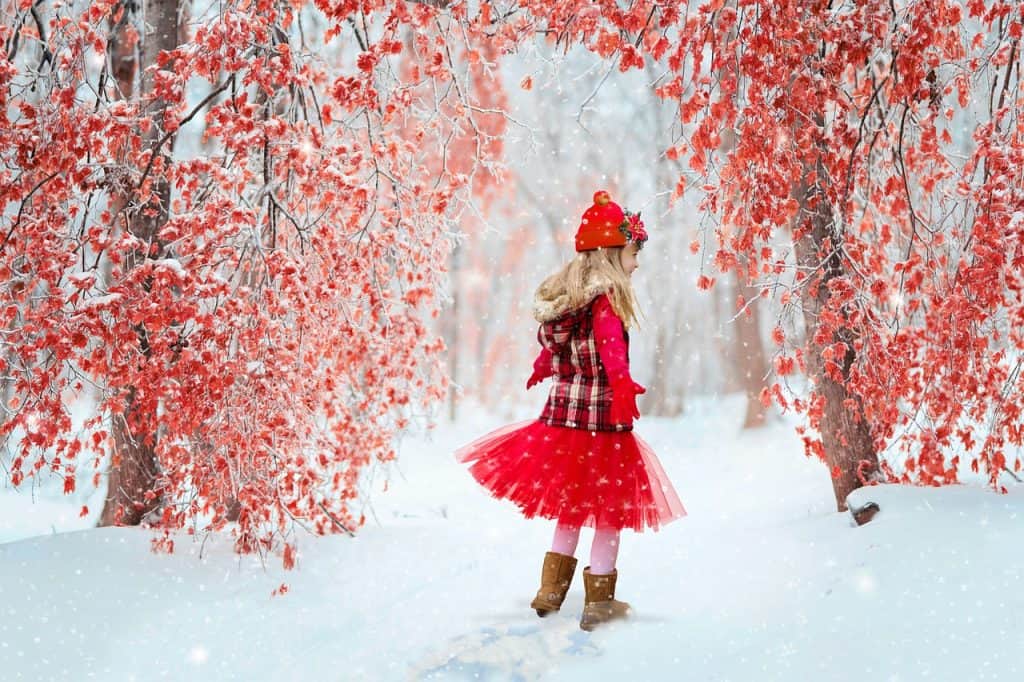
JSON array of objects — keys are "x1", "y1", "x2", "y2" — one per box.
[{"x1": 535, "y1": 247, "x2": 640, "y2": 328}]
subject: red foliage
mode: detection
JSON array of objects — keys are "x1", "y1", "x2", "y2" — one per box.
[
  {"x1": 2, "y1": 0, "x2": 1020, "y2": 564},
  {"x1": 0, "y1": 0, "x2": 505, "y2": 563},
  {"x1": 522, "y1": 0, "x2": 1023, "y2": 490},
  {"x1": 670, "y1": 0, "x2": 1023, "y2": 489}
]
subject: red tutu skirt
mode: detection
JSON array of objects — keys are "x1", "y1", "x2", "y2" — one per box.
[{"x1": 455, "y1": 420, "x2": 685, "y2": 532}]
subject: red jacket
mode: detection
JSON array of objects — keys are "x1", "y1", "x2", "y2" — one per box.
[{"x1": 534, "y1": 294, "x2": 634, "y2": 432}]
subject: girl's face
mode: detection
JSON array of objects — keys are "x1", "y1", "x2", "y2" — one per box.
[{"x1": 618, "y1": 243, "x2": 640, "y2": 276}]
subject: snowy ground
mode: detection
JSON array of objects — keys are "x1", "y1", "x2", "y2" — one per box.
[{"x1": 1, "y1": 395, "x2": 1022, "y2": 681}]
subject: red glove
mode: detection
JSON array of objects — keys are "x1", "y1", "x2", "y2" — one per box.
[
  {"x1": 610, "y1": 379, "x2": 646, "y2": 425},
  {"x1": 527, "y1": 347, "x2": 554, "y2": 389},
  {"x1": 526, "y1": 368, "x2": 548, "y2": 390}
]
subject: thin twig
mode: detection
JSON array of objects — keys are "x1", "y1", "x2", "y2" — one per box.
[
  {"x1": 317, "y1": 501, "x2": 356, "y2": 537},
  {"x1": 136, "y1": 74, "x2": 237, "y2": 191}
]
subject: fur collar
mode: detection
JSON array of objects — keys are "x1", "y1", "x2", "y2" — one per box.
[{"x1": 532, "y1": 273, "x2": 612, "y2": 323}]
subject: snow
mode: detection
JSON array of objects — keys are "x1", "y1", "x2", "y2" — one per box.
[
  {"x1": 66, "y1": 272, "x2": 96, "y2": 288},
  {"x1": 78, "y1": 293, "x2": 123, "y2": 309},
  {"x1": 152, "y1": 258, "x2": 186, "y2": 277},
  {"x1": 1, "y1": 395, "x2": 1022, "y2": 681}
]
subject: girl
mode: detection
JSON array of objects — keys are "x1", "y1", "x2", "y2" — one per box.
[{"x1": 455, "y1": 190, "x2": 686, "y2": 632}]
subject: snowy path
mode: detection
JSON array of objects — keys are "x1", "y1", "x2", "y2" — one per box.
[{"x1": 1, "y1": 398, "x2": 1022, "y2": 680}]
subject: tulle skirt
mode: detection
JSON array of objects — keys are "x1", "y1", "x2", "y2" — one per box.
[{"x1": 455, "y1": 420, "x2": 686, "y2": 532}]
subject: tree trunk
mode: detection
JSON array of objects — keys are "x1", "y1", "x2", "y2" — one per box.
[
  {"x1": 793, "y1": 156, "x2": 878, "y2": 511},
  {"x1": 100, "y1": 388, "x2": 162, "y2": 525},
  {"x1": 646, "y1": 323, "x2": 683, "y2": 417},
  {"x1": 712, "y1": 277, "x2": 741, "y2": 393},
  {"x1": 716, "y1": 118, "x2": 768, "y2": 425},
  {"x1": 733, "y1": 268, "x2": 768, "y2": 428},
  {"x1": 99, "y1": 0, "x2": 180, "y2": 526},
  {"x1": 446, "y1": 242, "x2": 460, "y2": 421},
  {"x1": 109, "y1": 2, "x2": 136, "y2": 97}
]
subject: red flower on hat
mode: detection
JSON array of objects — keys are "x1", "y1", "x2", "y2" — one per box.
[{"x1": 620, "y1": 211, "x2": 648, "y2": 248}]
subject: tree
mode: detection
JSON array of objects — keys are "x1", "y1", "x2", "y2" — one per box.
[
  {"x1": 485, "y1": 0, "x2": 1022, "y2": 507},
  {"x1": 0, "y1": 0, "x2": 500, "y2": 560},
  {"x1": 97, "y1": 0, "x2": 182, "y2": 527},
  {"x1": 664, "y1": 0, "x2": 1023, "y2": 506}
]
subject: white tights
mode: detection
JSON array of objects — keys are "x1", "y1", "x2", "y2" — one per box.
[{"x1": 550, "y1": 520, "x2": 621, "y2": 575}]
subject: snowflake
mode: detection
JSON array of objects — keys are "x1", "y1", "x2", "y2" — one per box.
[{"x1": 187, "y1": 646, "x2": 209, "y2": 665}]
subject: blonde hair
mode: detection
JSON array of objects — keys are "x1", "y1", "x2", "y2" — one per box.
[{"x1": 536, "y1": 246, "x2": 640, "y2": 328}]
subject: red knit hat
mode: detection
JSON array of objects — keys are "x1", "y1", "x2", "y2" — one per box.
[{"x1": 575, "y1": 190, "x2": 648, "y2": 252}]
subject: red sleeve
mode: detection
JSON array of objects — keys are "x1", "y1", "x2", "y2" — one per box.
[{"x1": 591, "y1": 294, "x2": 631, "y2": 386}]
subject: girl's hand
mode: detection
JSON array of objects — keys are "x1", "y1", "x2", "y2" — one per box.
[
  {"x1": 527, "y1": 346, "x2": 554, "y2": 389},
  {"x1": 610, "y1": 380, "x2": 646, "y2": 424}
]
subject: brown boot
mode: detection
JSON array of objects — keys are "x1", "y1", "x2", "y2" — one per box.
[
  {"x1": 579, "y1": 567, "x2": 631, "y2": 631},
  {"x1": 530, "y1": 551, "x2": 578, "y2": 617}
]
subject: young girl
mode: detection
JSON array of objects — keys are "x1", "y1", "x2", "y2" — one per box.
[{"x1": 455, "y1": 190, "x2": 686, "y2": 631}]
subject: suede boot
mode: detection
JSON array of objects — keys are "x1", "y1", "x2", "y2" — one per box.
[
  {"x1": 530, "y1": 551, "x2": 578, "y2": 617},
  {"x1": 579, "y1": 567, "x2": 631, "y2": 631}
]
